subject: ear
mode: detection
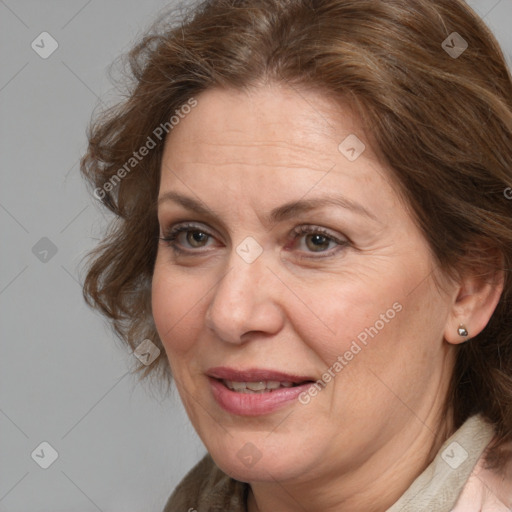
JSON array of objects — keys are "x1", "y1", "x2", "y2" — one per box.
[{"x1": 444, "y1": 252, "x2": 504, "y2": 345}]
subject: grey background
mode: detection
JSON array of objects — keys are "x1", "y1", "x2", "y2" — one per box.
[{"x1": 0, "y1": 1, "x2": 511, "y2": 510}]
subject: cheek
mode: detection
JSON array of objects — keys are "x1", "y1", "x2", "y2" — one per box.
[
  {"x1": 292, "y1": 276, "x2": 405, "y2": 363},
  {"x1": 294, "y1": 261, "x2": 442, "y2": 392},
  {"x1": 151, "y1": 258, "x2": 206, "y2": 356}
]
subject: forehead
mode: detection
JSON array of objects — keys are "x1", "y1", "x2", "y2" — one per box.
[
  {"x1": 159, "y1": 85, "x2": 399, "y2": 215},
  {"x1": 165, "y1": 85, "x2": 385, "y2": 169}
]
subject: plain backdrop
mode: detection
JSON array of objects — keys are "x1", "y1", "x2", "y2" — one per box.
[{"x1": 1, "y1": 0, "x2": 511, "y2": 510}]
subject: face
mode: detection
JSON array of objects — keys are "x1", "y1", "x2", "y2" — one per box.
[{"x1": 152, "y1": 85, "x2": 457, "y2": 485}]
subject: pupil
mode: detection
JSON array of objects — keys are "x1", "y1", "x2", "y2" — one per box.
[
  {"x1": 188, "y1": 231, "x2": 207, "y2": 246},
  {"x1": 307, "y1": 234, "x2": 329, "y2": 251}
]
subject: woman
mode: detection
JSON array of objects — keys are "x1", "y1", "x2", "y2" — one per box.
[{"x1": 80, "y1": 0, "x2": 512, "y2": 510}]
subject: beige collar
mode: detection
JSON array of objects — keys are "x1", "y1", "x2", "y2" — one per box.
[{"x1": 387, "y1": 414, "x2": 495, "y2": 512}]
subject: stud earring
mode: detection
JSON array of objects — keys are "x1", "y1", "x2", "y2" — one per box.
[{"x1": 457, "y1": 324, "x2": 469, "y2": 337}]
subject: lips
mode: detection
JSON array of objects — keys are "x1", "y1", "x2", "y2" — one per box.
[
  {"x1": 206, "y1": 366, "x2": 314, "y2": 384},
  {"x1": 206, "y1": 367, "x2": 316, "y2": 415}
]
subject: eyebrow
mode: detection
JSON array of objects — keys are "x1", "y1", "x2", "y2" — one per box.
[{"x1": 157, "y1": 190, "x2": 377, "y2": 225}]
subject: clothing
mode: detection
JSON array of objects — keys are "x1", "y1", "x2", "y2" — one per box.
[{"x1": 163, "y1": 414, "x2": 512, "y2": 511}]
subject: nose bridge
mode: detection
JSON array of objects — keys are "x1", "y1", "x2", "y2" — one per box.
[
  {"x1": 205, "y1": 247, "x2": 283, "y2": 343},
  {"x1": 222, "y1": 254, "x2": 264, "y2": 305}
]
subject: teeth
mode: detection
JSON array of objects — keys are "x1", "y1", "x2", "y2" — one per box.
[
  {"x1": 223, "y1": 380, "x2": 297, "y2": 392},
  {"x1": 230, "y1": 381, "x2": 248, "y2": 392},
  {"x1": 246, "y1": 381, "x2": 267, "y2": 391}
]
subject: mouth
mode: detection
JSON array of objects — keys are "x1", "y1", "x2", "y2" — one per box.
[
  {"x1": 206, "y1": 367, "x2": 315, "y2": 415},
  {"x1": 220, "y1": 379, "x2": 307, "y2": 393},
  {"x1": 206, "y1": 366, "x2": 315, "y2": 392}
]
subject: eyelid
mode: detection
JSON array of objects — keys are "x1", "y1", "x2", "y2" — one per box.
[
  {"x1": 159, "y1": 222, "x2": 218, "y2": 245},
  {"x1": 290, "y1": 224, "x2": 348, "y2": 243}
]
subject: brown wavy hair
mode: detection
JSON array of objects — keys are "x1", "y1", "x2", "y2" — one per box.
[{"x1": 81, "y1": 0, "x2": 512, "y2": 469}]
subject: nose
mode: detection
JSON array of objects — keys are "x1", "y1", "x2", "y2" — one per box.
[{"x1": 204, "y1": 250, "x2": 285, "y2": 344}]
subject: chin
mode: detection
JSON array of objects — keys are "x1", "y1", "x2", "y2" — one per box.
[{"x1": 207, "y1": 436, "x2": 309, "y2": 483}]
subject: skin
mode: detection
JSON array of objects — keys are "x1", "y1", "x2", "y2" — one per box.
[{"x1": 151, "y1": 84, "x2": 502, "y2": 512}]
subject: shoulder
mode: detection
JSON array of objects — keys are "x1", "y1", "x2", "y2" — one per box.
[
  {"x1": 452, "y1": 439, "x2": 512, "y2": 511},
  {"x1": 162, "y1": 453, "x2": 248, "y2": 512}
]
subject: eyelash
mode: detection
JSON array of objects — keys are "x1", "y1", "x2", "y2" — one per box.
[
  {"x1": 288, "y1": 225, "x2": 349, "y2": 258},
  {"x1": 159, "y1": 222, "x2": 349, "y2": 259}
]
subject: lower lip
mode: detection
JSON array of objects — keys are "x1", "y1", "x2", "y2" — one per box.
[{"x1": 208, "y1": 377, "x2": 312, "y2": 416}]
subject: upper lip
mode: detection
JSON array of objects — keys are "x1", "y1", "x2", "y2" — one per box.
[{"x1": 206, "y1": 366, "x2": 315, "y2": 383}]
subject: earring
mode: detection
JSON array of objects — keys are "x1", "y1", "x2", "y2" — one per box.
[{"x1": 457, "y1": 324, "x2": 469, "y2": 337}]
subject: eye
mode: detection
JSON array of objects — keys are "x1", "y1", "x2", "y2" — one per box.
[
  {"x1": 159, "y1": 222, "x2": 349, "y2": 258},
  {"x1": 289, "y1": 225, "x2": 349, "y2": 257},
  {"x1": 159, "y1": 223, "x2": 216, "y2": 252}
]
